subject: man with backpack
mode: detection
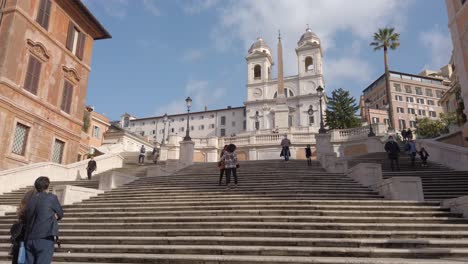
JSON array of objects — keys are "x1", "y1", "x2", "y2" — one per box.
[{"x1": 24, "y1": 176, "x2": 63, "y2": 263}]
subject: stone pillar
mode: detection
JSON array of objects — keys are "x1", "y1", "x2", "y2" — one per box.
[
  {"x1": 315, "y1": 133, "x2": 333, "y2": 163},
  {"x1": 274, "y1": 31, "x2": 289, "y2": 129},
  {"x1": 179, "y1": 140, "x2": 195, "y2": 166}
]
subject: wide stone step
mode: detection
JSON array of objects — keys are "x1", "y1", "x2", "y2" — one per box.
[
  {"x1": 0, "y1": 209, "x2": 457, "y2": 219},
  {"x1": 0, "y1": 215, "x2": 464, "y2": 225},
  {"x1": 1, "y1": 253, "x2": 466, "y2": 264},
  {"x1": 67, "y1": 200, "x2": 440, "y2": 208},
  {"x1": 82, "y1": 195, "x2": 384, "y2": 204},
  {"x1": 2, "y1": 244, "x2": 468, "y2": 258},
  {"x1": 2, "y1": 236, "x2": 468, "y2": 248},
  {"x1": 55, "y1": 204, "x2": 450, "y2": 213},
  {"x1": 89, "y1": 191, "x2": 380, "y2": 200},
  {"x1": 2, "y1": 227, "x2": 468, "y2": 239}
]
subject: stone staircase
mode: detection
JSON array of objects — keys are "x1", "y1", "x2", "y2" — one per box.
[
  {"x1": 348, "y1": 152, "x2": 468, "y2": 200},
  {"x1": 0, "y1": 160, "x2": 467, "y2": 263},
  {"x1": 0, "y1": 179, "x2": 99, "y2": 207}
]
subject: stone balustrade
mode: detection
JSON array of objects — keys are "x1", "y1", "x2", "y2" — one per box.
[
  {"x1": 330, "y1": 123, "x2": 387, "y2": 142},
  {"x1": 0, "y1": 153, "x2": 124, "y2": 195},
  {"x1": 416, "y1": 138, "x2": 468, "y2": 171}
]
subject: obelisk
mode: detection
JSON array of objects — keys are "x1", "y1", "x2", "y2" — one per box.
[{"x1": 274, "y1": 30, "x2": 289, "y2": 129}]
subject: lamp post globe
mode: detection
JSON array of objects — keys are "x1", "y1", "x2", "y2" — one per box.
[
  {"x1": 316, "y1": 86, "x2": 326, "y2": 134},
  {"x1": 184, "y1": 97, "x2": 192, "y2": 141}
]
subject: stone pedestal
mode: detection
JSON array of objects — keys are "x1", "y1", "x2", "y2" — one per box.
[
  {"x1": 179, "y1": 140, "x2": 195, "y2": 166},
  {"x1": 274, "y1": 102, "x2": 289, "y2": 129},
  {"x1": 99, "y1": 171, "x2": 138, "y2": 191},
  {"x1": 54, "y1": 185, "x2": 104, "y2": 205}
]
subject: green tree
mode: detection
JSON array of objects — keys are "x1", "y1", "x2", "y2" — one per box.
[
  {"x1": 416, "y1": 118, "x2": 446, "y2": 138},
  {"x1": 82, "y1": 110, "x2": 91, "y2": 133},
  {"x1": 325, "y1": 88, "x2": 360, "y2": 129},
  {"x1": 370, "y1": 27, "x2": 400, "y2": 129}
]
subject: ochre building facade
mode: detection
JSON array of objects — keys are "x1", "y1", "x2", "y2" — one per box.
[{"x1": 0, "y1": 0, "x2": 110, "y2": 170}]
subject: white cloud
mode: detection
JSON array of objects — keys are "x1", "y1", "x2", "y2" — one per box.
[
  {"x1": 181, "y1": 49, "x2": 204, "y2": 62},
  {"x1": 155, "y1": 79, "x2": 227, "y2": 115},
  {"x1": 142, "y1": 0, "x2": 161, "y2": 16},
  {"x1": 419, "y1": 25, "x2": 453, "y2": 70},
  {"x1": 212, "y1": 0, "x2": 412, "y2": 80},
  {"x1": 181, "y1": 0, "x2": 219, "y2": 15},
  {"x1": 324, "y1": 57, "x2": 374, "y2": 86}
]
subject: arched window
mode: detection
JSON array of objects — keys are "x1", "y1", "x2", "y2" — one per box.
[
  {"x1": 273, "y1": 88, "x2": 295, "y2": 98},
  {"x1": 254, "y1": 65, "x2": 261, "y2": 79},
  {"x1": 305, "y1": 56, "x2": 314, "y2": 72}
]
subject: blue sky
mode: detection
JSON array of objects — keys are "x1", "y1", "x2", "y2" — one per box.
[{"x1": 82, "y1": 0, "x2": 452, "y2": 121}]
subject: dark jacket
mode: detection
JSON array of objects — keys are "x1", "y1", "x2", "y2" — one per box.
[
  {"x1": 25, "y1": 192, "x2": 63, "y2": 240},
  {"x1": 384, "y1": 140, "x2": 400, "y2": 159},
  {"x1": 305, "y1": 148, "x2": 312, "y2": 158},
  {"x1": 87, "y1": 160, "x2": 97, "y2": 171}
]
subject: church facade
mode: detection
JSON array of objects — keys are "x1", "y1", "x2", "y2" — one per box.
[
  {"x1": 118, "y1": 28, "x2": 325, "y2": 161},
  {"x1": 244, "y1": 28, "x2": 325, "y2": 133}
]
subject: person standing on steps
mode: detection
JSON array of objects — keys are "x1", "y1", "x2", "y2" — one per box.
[
  {"x1": 405, "y1": 140, "x2": 417, "y2": 167},
  {"x1": 280, "y1": 135, "x2": 291, "y2": 161},
  {"x1": 419, "y1": 147, "x2": 430, "y2": 167},
  {"x1": 152, "y1": 147, "x2": 160, "y2": 164},
  {"x1": 138, "y1": 145, "x2": 146, "y2": 164},
  {"x1": 86, "y1": 156, "x2": 97, "y2": 180},
  {"x1": 10, "y1": 188, "x2": 36, "y2": 264},
  {"x1": 24, "y1": 177, "x2": 64, "y2": 264},
  {"x1": 218, "y1": 145, "x2": 228, "y2": 186},
  {"x1": 401, "y1": 129, "x2": 407, "y2": 142},
  {"x1": 305, "y1": 145, "x2": 312, "y2": 166},
  {"x1": 222, "y1": 144, "x2": 238, "y2": 189},
  {"x1": 406, "y1": 128, "x2": 413, "y2": 140},
  {"x1": 384, "y1": 136, "x2": 401, "y2": 171}
]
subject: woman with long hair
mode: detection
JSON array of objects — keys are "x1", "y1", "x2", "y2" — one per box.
[{"x1": 10, "y1": 188, "x2": 36, "y2": 264}]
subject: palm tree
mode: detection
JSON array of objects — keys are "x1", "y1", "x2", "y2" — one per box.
[{"x1": 370, "y1": 27, "x2": 400, "y2": 130}]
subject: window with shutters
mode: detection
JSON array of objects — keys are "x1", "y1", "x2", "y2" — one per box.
[
  {"x1": 220, "y1": 116, "x2": 226, "y2": 125},
  {"x1": 92, "y1": 126, "x2": 100, "y2": 138},
  {"x1": 24, "y1": 55, "x2": 42, "y2": 95},
  {"x1": 66, "y1": 22, "x2": 86, "y2": 60},
  {"x1": 52, "y1": 139, "x2": 65, "y2": 164},
  {"x1": 220, "y1": 128, "x2": 226, "y2": 137},
  {"x1": 11, "y1": 123, "x2": 30, "y2": 156},
  {"x1": 36, "y1": 0, "x2": 51, "y2": 30},
  {"x1": 60, "y1": 81, "x2": 73, "y2": 114}
]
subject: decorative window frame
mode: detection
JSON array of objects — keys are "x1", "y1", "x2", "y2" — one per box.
[
  {"x1": 8, "y1": 118, "x2": 34, "y2": 163},
  {"x1": 26, "y1": 39, "x2": 50, "y2": 62},
  {"x1": 50, "y1": 135, "x2": 67, "y2": 164}
]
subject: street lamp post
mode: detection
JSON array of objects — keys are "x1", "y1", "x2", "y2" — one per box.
[
  {"x1": 365, "y1": 99, "x2": 376, "y2": 137},
  {"x1": 184, "y1": 97, "x2": 192, "y2": 141},
  {"x1": 316, "y1": 86, "x2": 326, "y2": 134},
  {"x1": 162, "y1": 113, "x2": 168, "y2": 145}
]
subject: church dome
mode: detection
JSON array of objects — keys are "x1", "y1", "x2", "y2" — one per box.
[
  {"x1": 297, "y1": 27, "x2": 320, "y2": 46},
  {"x1": 248, "y1": 37, "x2": 271, "y2": 55}
]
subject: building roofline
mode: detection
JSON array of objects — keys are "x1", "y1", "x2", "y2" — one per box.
[
  {"x1": 126, "y1": 106, "x2": 246, "y2": 122},
  {"x1": 362, "y1": 70, "x2": 446, "y2": 94},
  {"x1": 75, "y1": 0, "x2": 111, "y2": 40}
]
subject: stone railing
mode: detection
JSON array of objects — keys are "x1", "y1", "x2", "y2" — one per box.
[
  {"x1": 330, "y1": 123, "x2": 387, "y2": 142},
  {"x1": 416, "y1": 139, "x2": 468, "y2": 171},
  {"x1": 222, "y1": 132, "x2": 315, "y2": 147},
  {"x1": 0, "y1": 152, "x2": 124, "y2": 195}
]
